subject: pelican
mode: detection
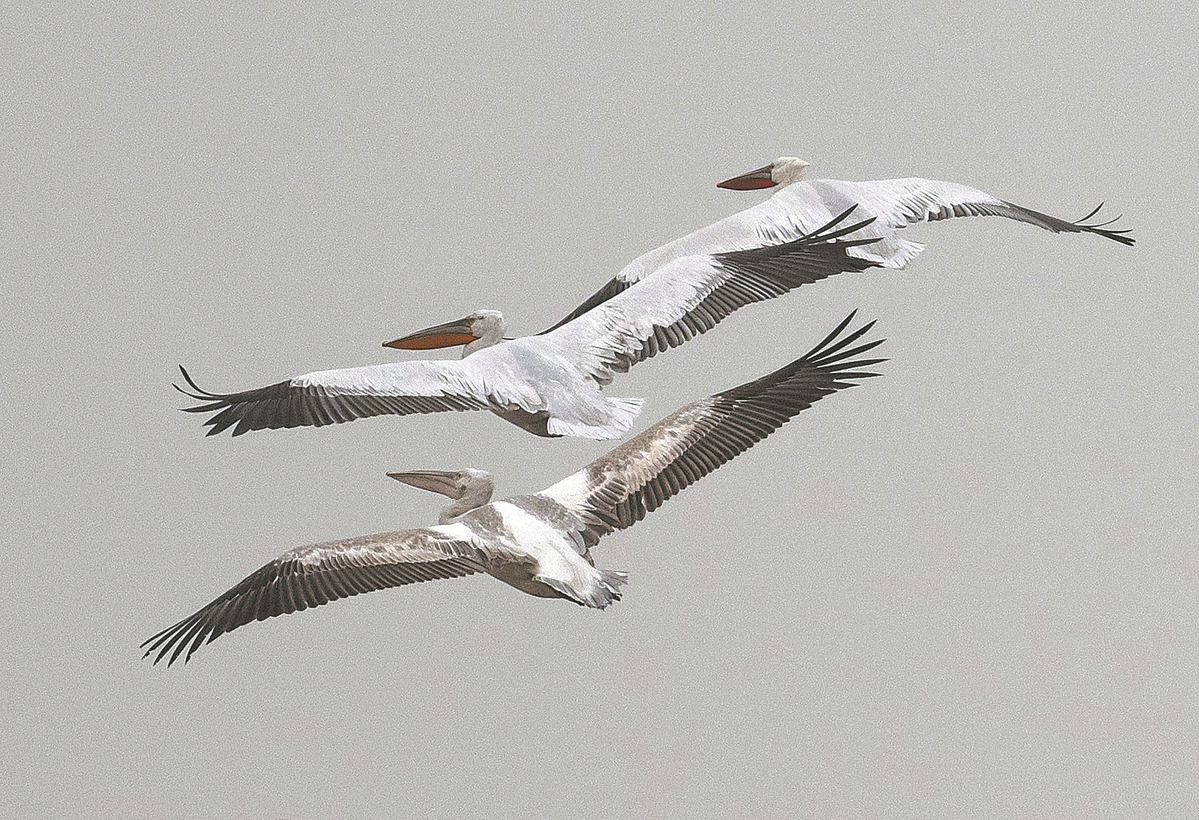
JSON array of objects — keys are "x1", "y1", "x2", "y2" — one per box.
[
  {"x1": 178, "y1": 210, "x2": 880, "y2": 440},
  {"x1": 544, "y1": 156, "x2": 1134, "y2": 330},
  {"x1": 142, "y1": 313, "x2": 884, "y2": 665}
]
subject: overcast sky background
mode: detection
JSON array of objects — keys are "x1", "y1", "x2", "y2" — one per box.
[{"x1": 4, "y1": 2, "x2": 1197, "y2": 817}]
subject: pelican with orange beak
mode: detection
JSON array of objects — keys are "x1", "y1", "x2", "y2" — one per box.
[
  {"x1": 381, "y1": 311, "x2": 508, "y2": 356},
  {"x1": 177, "y1": 210, "x2": 880, "y2": 440},
  {"x1": 543, "y1": 156, "x2": 1133, "y2": 331}
]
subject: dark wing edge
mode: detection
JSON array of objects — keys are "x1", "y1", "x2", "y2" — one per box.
[
  {"x1": 174, "y1": 366, "x2": 489, "y2": 437},
  {"x1": 141, "y1": 537, "x2": 485, "y2": 666},
  {"x1": 538, "y1": 206, "x2": 881, "y2": 337},
  {"x1": 602, "y1": 208, "x2": 883, "y2": 375},
  {"x1": 925, "y1": 199, "x2": 1135, "y2": 246},
  {"x1": 538, "y1": 278, "x2": 633, "y2": 335},
  {"x1": 559, "y1": 311, "x2": 884, "y2": 543}
]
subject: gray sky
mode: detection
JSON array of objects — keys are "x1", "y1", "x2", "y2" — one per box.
[{"x1": 4, "y1": 1, "x2": 1197, "y2": 817}]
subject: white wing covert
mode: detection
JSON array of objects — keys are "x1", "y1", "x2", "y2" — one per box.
[{"x1": 541, "y1": 210, "x2": 881, "y2": 387}]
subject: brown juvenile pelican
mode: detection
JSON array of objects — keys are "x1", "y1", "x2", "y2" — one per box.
[
  {"x1": 175, "y1": 210, "x2": 879, "y2": 440},
  {"x1": 544, "y1": 156, "x2": 1133, "y2": 330},
  {"x1": 142, "y1": 312, "x2": 885, "y2": 666}
]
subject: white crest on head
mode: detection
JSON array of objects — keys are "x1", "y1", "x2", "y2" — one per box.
[
  {"x1": 771, "y1": 157, "x2": 810, "y2": 186},
  {"x1": 464, "y1": 310, "x2": 507, "y2": 356},
  {"x1": 468, "y1": 310, "x2": 504, "y2": 334},
  {"x1": 456, "y1": 468, "x2": 495, "y2": 496}
]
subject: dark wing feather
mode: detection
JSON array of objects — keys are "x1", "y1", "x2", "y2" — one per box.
[
  {"x1": 176, "y1": 362, "x2": 491, "y2": 437},
  {"x1": 549, "y1": 209, "x2": 884, "y2": 388},
  {"x1": 540, "y1": 312, "x2": 884, "y2": 544},
  {"x1": 540, "y1": 207, "x2": 879, "y2": 336},
  {"x1": 922, "y1": 199, "x2": 1135, "y2": 246},
  {"x1": 615, "y1": 209, "x2": 879, "y2": 370},
  {"x1": 141, "y1": 529, "x2": 485, "y2": 665},
  {"x1": 539, "y1": 278, "x2": 634, "y2": 334}
]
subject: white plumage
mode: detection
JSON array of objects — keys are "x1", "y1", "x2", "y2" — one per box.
[
  {"x1": 178, "y1": 212, "x2": 878, "y2": 440},
  {"x1": 143, "y1": 314, "x2": 884, "y2": 665},
  {"x1": 545, "y1": 156, "x2": 1133, "y2": 330}
]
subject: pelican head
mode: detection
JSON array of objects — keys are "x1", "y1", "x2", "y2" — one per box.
[
  {"x1": 388, "y1": 468, "x2": 495, "y2": 524},
  {"x1": 716, "y1": 156, "x2": 810, "y2": 191},
  {"x1": 382, "y1": 309, "x2": 506, "y2": 358}
]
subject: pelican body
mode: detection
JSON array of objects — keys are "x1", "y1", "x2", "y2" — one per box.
[
  {"x1": 178, "y1": 211, "x2": 880, "y2": 440},
  {"x1": 544, "y1": 156, "x2": 1133, "y2": 330},
  {"x1": 143, "y1": 313, "x2": 885, "y2": 665}
]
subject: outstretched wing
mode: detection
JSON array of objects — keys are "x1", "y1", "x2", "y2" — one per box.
[
  {"x1": 542, "y1": 209, "x2": 882, "y2": 384},
  {"x1": 542, "y1": 176, "x2": 1133, "y2": 331},
  {"x1": 141, "y1": 526, "x2": 486, "y2": 665},
  {"x1": 800, "y1": 177, "x2": 1135, "y2": 251},
  {"x1": 538, "y1": 312, "x2": 884, "y2": 545},
  {"x1": 540, "y1": 207, "x2": 873, "y2": 335},
  {"x1": 176, "y1": 359, "x2": 493, "y2": 437}
]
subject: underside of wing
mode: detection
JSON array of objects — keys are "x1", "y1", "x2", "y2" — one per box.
[
  {"x1": 953, "y1": 199, "x2": 1133, "y2": 245},
  {"x1": 539, "y1": 312, "x2": 885, "y2": 544},
  {"x1": 176, "y1": 359, "x2": 492, "y2": 437},
  {"x1": 543, "y1": 177, "x2": 1134, "y2": 335},
  {"x1": 542, "y1": 209, "x2": 881, "y2": 385},
  {"x1": 142, "y1": 527, "x2": 486, "y2": 665},
  {"x1": 619, "y1": 210, "x2": 879, "y2": 369},
  {"x1": 814, "y1": 178, "x2": 1135, "y2": 246},
  {"x1": 538, "y1": 208, "x2": 875, "y2": 336}
]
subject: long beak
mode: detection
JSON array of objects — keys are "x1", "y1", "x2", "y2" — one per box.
[
  {"x1": 716, "y1": 163, "x2": 777, "y2": 191},
  {"x1": 382, "y1": 316, "x2": 477, "y2": 350},
  {"x1": 387, "y1": 470, "x2": 463, "y2": 499}
]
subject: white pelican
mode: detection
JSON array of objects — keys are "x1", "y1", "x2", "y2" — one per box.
[
  {"x1": 142, "y1": 313, "x2": 884, "y2": 665},
  {"x1": 543, "y1": 156, "x2": 1134, "y2": 330},
  {"x1": 178, "y1": 211, "x2": 879, "y2": 440}
]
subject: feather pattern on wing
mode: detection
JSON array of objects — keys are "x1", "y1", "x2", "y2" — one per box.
[
  {"x1": 141, "y1": 526, "x2": 487, "y2": 665},
  {"x1": 541, "y1": 209, "x2": 880, "y2": 385},
  {"x1": 176, "y1": 360, "x2": 496, "y2": 437},
  {"x1": 179, "y1": 212, "x2": 878, "y2": 440},
  {"x1": 543, "y1": 176, "x2": 1133, "y2": 331},
  {"x1": 539, "y1": 312, "x2": 885, "y2": 545}
]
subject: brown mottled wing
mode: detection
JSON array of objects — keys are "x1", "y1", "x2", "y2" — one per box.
[
  {"x1": 538, "y1": 312, "x2": 884, "y2": 544},
  {"x1": 142, "y1": 527, "x2": 485, "y2": 665}
]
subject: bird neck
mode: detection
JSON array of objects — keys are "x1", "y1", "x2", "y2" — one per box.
[
  {"x1": 461, "y1": 317, "x2": 507, "y2": 358},
  {"x1": 437, "y1": 480, "x2": 494, "y2": 524}
]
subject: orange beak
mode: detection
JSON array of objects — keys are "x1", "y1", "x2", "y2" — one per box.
[
  {"x1": 382, "y1": 316, "x2": 476, "y2": 350},
  {"x1": 716, "y1": 163, "x2": 777, "y2": 191}
]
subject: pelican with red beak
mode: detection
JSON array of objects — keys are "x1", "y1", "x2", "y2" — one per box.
[
  {"x1": 543, "y1": 156, "x2": 1133, "y2": 330},
  {"x1": 177, "y1": 211, "x2": 881, "y2": 440}
]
